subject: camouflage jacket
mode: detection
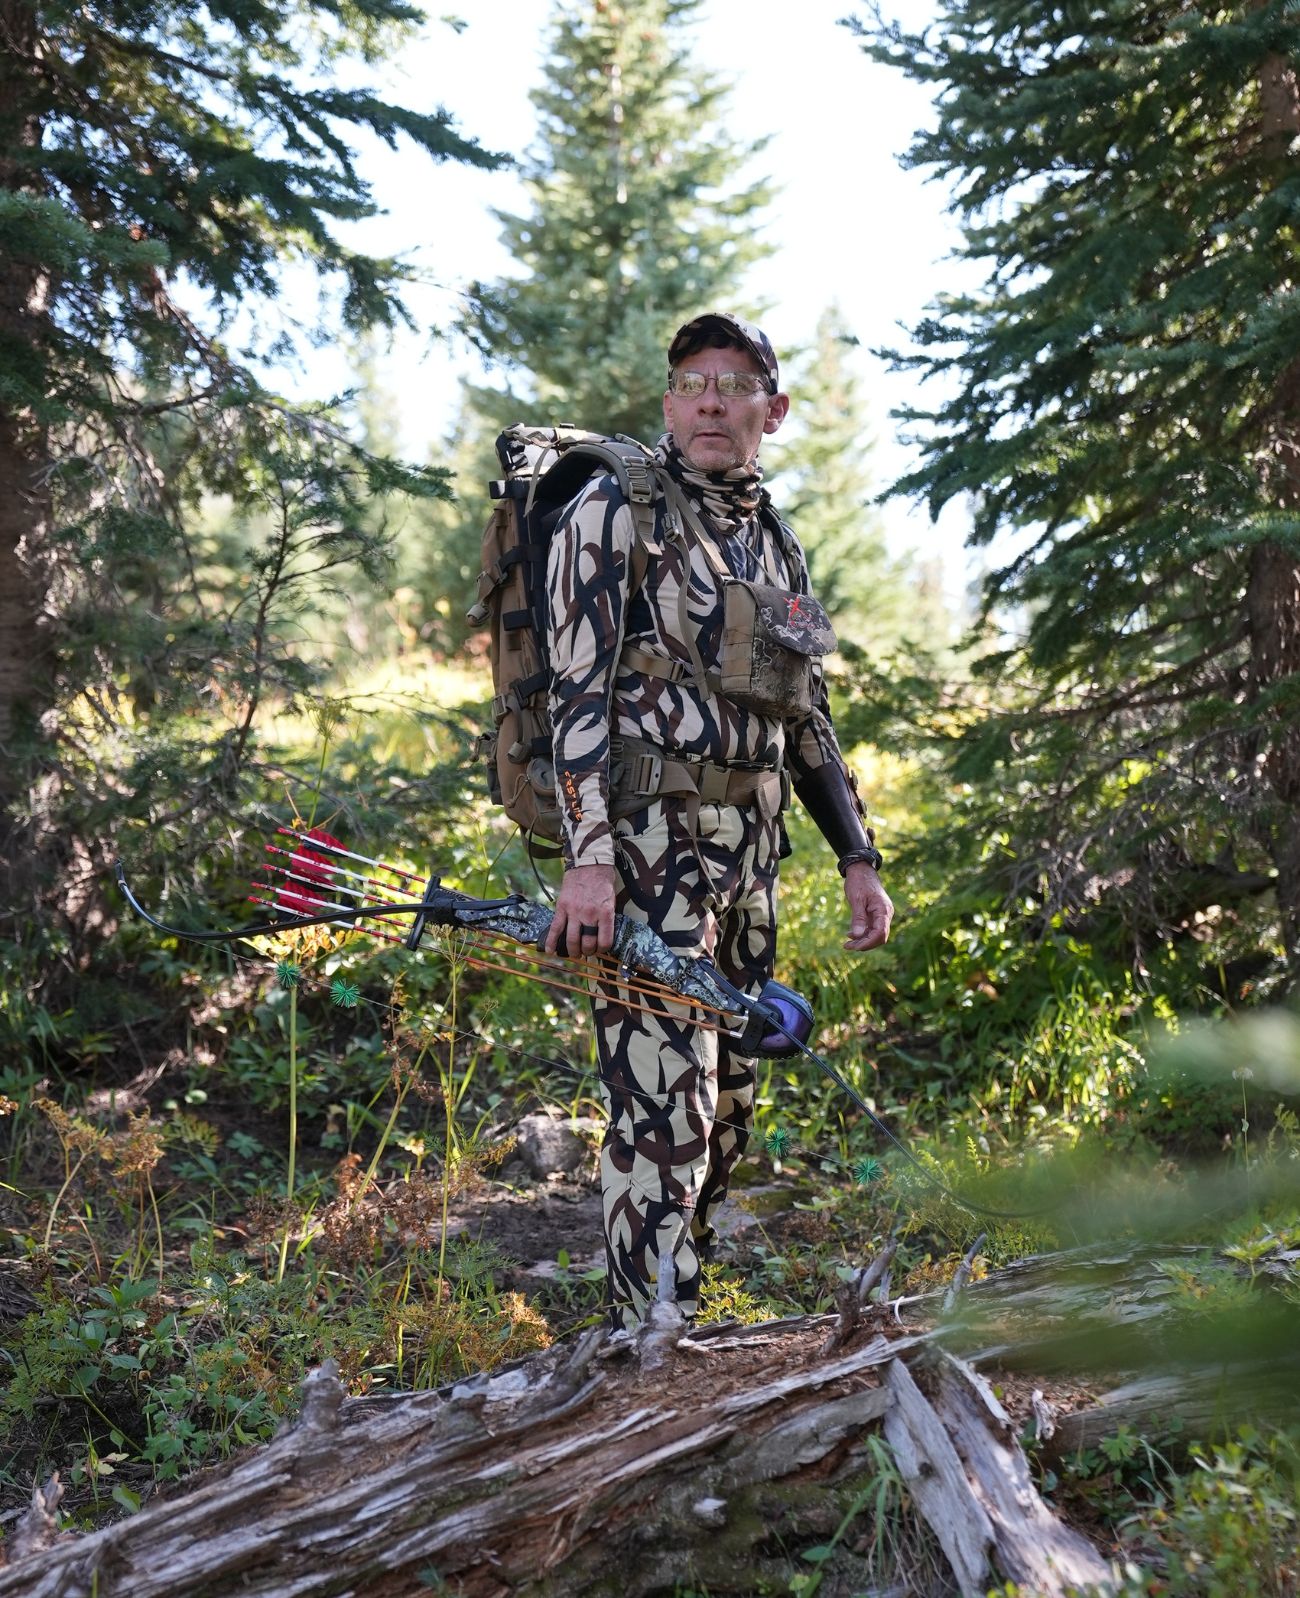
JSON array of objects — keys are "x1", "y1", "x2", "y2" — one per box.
[{"x1": 545, "y1": 469, "x2": 860, "y2": 869}]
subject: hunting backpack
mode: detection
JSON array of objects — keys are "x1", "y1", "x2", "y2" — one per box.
[{"x1": 467, "y1": 424, "x2": 661, "y2": 856}]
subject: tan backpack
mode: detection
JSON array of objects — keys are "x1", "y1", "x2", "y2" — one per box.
[{"x1": 467, "y1": 425, "x2": 660, "y2": 857}]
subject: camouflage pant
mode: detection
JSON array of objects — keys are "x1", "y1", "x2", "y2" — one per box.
[{"x1": 596, "y1": 795, "x2": 781, "y2": 1331}]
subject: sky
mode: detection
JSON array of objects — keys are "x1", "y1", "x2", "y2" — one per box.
[{"x1": 304, "y1": 0, "x2": 977, "y2": 577}]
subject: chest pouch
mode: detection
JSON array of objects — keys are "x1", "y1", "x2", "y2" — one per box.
[{"x1": 715, "y1": 580, "x2": 837, "y2": 719}]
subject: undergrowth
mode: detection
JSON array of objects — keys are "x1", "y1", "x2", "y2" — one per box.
[{"x1": 2, "y1": 663, "x2": 1298, "y2": 1582}]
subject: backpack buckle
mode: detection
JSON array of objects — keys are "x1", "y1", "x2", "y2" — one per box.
[
  {"x1": 624, "y1": 455, "x2": 653, "y2": 505},
  {"x1": 627, "y1": 752, "x2": 662, "y2": 794}
]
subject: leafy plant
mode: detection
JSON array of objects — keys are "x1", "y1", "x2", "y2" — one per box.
[{"x1": 1115, "y1": 1427, "x2": 1300, "y2": 1597}]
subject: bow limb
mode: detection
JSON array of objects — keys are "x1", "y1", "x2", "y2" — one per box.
[{"x1": 114, "y1": 862, "x2": 431, "y2": 945}]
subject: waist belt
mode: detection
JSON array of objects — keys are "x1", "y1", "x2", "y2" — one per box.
[{"x1": 611, "y1": 735, "x2": 789, "y2": 817}]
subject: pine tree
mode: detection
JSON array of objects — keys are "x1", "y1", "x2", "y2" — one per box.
[
  {"x1": 851, "y1": 0, "x2": 1300, "y2": 975},
  {"x1": 770, "y1": 307, "x2": 919, "y2": 652},
  {"x1": 467, "y1": 0, "x2": 770, "y2": 437},
  {"x1": 0, "y1": 0, "x2": 502, "y2": 901},
  {"x1": 412, "y1": 0, "x2": 772, "y2": 651}
]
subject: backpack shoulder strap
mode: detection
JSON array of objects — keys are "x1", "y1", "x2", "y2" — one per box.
[
  {"x1": 757, "y1": 500, "x2": 806, "y2": 584},
  {"x1": 533, "y1": 436, "x2": 662, "y2": 560}
]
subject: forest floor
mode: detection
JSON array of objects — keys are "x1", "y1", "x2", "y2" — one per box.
[{"x1": 5, "y1": 897, "x2": 1299, "y2": 1589}]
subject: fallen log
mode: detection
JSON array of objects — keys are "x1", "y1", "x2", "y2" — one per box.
[
  {"x1": 880, "y1": 1357, "x2": 994, "y2": 1596},
  {"x1": 1047, "y1": 1356, "x2": 1300, "y2": 1459},
  {"x1": 927, "y1": 1241, "x2": 1300, "y2": 1458},
  {"x1": 927, "y1": 1351, "x2": 1113, "y2": 1595},
  {"x1": 0, "y1": 1312, "x2": 1108, "y2": 1598},
  {"x1": 5, "y1": 1239, "x2": 1294, "y2": 1597}
]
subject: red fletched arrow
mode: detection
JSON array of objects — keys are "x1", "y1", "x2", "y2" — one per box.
[
  {"x1": 248, "y1": 822, "x2": 737, "y2": 1024},
  {"x1": 250, "y1": 825, "x2": 412, "y2": 946}
]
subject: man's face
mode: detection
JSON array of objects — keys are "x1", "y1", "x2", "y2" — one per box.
[{"x1": 663, "y1": 345, "x2": 789, "y2": 473}]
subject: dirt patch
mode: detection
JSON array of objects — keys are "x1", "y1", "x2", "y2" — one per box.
[
  {"x1": 463, "y1": 1171, "x2": 606, "y2": 1283},
  {"x1": 453, "y1": 1149, "x2": 832, "y2": 1294},
  {"x1": 989, "y1": 1367, "x2": 1105, "y2": 1439}
]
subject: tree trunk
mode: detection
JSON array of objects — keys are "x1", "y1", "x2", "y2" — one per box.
[
  {"x1": 0, "y1": 408, "x2": 51, "y2": 784},
  {"x1": 1247, "y1": 535, "x2": 1300, "y2": 970},
  {"x1": 1252, "y1": 50, "x2": 1300, "y2": 972},
  {"x1": 0, "y1": 0, "x2": 53, "y2": 846}
]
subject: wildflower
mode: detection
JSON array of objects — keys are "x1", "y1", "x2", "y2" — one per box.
[
  {"x1": 35, "y1": 1098, "x2": 106, "y2": 1157},
  {"x1": 112, "y1": 1113, "x2": 164, "y2": 1177},
  {"x1": 309, "y1": 697, "x2": 348, "y2": 743}
]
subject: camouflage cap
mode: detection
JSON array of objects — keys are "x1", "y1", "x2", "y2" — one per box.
[{"x1": 668, "y1": 312, "x2": 779, "y2": 394}]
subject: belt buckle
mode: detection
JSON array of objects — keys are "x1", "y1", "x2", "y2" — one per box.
[
  {"x1": 697, "y1": 764, "x2": 730, "y2": 804},
  {"x1": 630, "y1": 753, "x2": 662, "y2": 794}
]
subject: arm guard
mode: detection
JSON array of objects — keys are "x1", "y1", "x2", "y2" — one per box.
[{"x1": 793, "y1": 760, "x2": 876, "y2": 863}]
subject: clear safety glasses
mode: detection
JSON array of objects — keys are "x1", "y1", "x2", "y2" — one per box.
[{"x1": 668, "y1": 369, "x2": 770, "y2": 398}]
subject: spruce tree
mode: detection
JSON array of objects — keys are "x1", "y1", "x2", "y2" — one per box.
[
  {"x1": 0, "y1": 0, "x2": 502, "y2": 908},
  {"x1": 414, "y1": 0, "x2": 772, "y2": 651},
  {"x1": 771, "y1": 306, "x2": 917, "y2": 652},
  {"x1": 467, "y1": 0, "x2": 770, "y2": 437},
  {"x1": 851, "y1": 0, "x2": 1300, "y2": 975}
]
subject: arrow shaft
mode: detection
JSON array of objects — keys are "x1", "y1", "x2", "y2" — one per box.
[
  {"x1": 257, "y1": 864, "x2": 389, "y2": 910},
  {"x1": 277, "y1": 827, "x2": 421, "y2": 885},
  {"x1": 246, "y1": 894, "x2": 408, "y2": 946},
  {"x1": 445, "y1": 928, "x2": 735, "y2": 1026}
]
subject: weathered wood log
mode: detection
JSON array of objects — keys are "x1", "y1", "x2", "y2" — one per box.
[
  {"x1": 881, "y1": 1357, "x2": 994, "y2": 1596},
  {"x1": 927, "y1": 1351, "x2": 1114, "y2": 1594},
  {"x1": 1047, "y1": 1356, "x2": 1300, "y2": 1459},
  {"x1": 8, "y1": 1477, "x2": 65, "y2": 1566},
  {"x1": 942, "y1": 1232, "x2": 987, "y2": 1314},
  {"x1": 6, "y1": 1241, "x2": 1293, "y2": 1598},
  {"x1": 928, "y1": 1243, "x2": 1207, "y2": 1362},
  {"x1": 0, "y1": 1315, "x2": 1109, "y2": 1598},
  {"x1": 932, "y1": 1241, "x2": 1300, "y2": 1457}
]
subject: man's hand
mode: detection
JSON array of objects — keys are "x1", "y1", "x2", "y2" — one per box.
[
  {"x1": 843, "y1": 863, "x2": 893, "y2": 952},
  {"x1": 544, "y1": 862, "x2": 618, "y2": 957}
]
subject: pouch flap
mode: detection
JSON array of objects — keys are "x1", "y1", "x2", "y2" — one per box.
[{"x1": 747, "y1": 585, "x2": 837, "y2": 656}]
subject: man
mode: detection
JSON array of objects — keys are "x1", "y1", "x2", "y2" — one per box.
[{"x1": 543, "y1": 312, "x2": 892, "y2": 1331}]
